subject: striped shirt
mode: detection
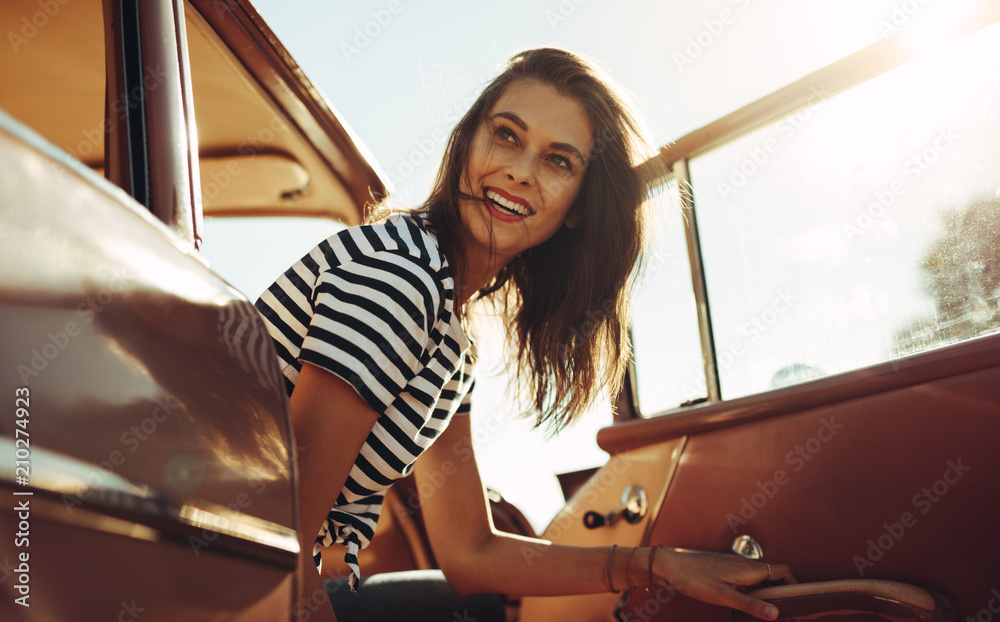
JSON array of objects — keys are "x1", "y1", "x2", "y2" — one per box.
[{"x1": 254, "y1": 212, "x2": 474, "y2": 590}]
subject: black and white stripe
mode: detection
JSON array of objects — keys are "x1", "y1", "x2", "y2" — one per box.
[{"x1": 254, "y1": 213, "x2": 474, "y2": 590}]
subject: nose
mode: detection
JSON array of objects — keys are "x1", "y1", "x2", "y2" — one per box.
[{"x1": 504, "y1": 152, "x2": 535, "y2": 186}]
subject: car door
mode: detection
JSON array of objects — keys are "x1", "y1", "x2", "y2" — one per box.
[
  {"x1": 0, "y1": 1, "x2": 384, "y2": 619},
  {"x1": 521, "y1": 7, "x2": 1000, "y2": 622}
]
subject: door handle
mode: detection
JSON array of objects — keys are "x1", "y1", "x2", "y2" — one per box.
[
  {"x1": 732, "y1": 579, "x2": 957, "y2": 621},
  {"x1": 583, "y1": 485, "x2": 647, "y2": 529},
  {"x1": 731, "y1": 534, "x2": 764, "y2": 560}
]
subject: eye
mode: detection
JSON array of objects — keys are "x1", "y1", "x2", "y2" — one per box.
[
  {"x1": 494, "y1": 123, "x2": 517, "y2": 144},
  {"x1": 549, "y1": 153, "x2": 573, "y2": 172}
]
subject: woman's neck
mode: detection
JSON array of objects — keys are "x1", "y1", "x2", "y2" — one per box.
[{"x1": 455, "y1": 236, "x2": 510, "y2": 307}]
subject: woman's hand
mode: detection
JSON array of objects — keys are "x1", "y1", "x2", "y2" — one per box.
[{"x1": 652, "y1": 547, "x2": 796, "y2": 621}]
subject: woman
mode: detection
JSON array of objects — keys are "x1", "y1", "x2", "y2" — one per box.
[{"x1": 255, "y1": 48, "x2": 793, "y2": 621}]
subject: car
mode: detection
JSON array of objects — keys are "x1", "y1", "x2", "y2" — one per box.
[
  {"x1": 3, "y1": 1, "x2": 999, "y2": 621},
  {"x1": 0, "y1": 0, "x2": 384, "y2": 619}
]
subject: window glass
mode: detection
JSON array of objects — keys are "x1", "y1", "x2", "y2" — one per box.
[
  {"x1": 631, "y1": 180, "x2": 708, "y2": 415},
  {"x1": 689, "y1": 24, "x2": 1000, "y2": 399},
  {"x1": 199, "y1": 216, "x2": 346, "y2": 300}
]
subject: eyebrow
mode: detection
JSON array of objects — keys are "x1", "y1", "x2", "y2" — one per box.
[{"x1": 490, "y1": 111, "x2": 589, "y2": 167}]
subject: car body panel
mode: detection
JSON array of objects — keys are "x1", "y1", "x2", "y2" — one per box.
[
  {"x1": 0, "y1": 91, "x2": 299, "y2": 619},
  {"x1": 0, "y1": 0, "x2": 389, "y2": 617}
]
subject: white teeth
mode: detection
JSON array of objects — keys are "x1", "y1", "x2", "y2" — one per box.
[{"x1": 486, "y1": 190, "x2": 530, "y2": 216}]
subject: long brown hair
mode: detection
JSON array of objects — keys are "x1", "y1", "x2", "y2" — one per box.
[{"x1": 417, "y1": 48, "x2": 661, "y2": 430}]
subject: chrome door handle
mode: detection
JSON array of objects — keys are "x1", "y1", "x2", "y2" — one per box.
[
  {"x1": 583, "y1": 486, "x2": 647, "y2": 529},
  {"x1": 732, "y1": 534, "x2": 764, "y2": 559}
]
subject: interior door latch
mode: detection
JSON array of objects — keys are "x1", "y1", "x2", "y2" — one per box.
[{"x1": 583, "y1": 485, "x2": 647, "y2": 529}]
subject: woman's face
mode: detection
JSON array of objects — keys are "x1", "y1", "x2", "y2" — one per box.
[{"x1": 459, "y1": 79, "x2": 593, "y2": 265}]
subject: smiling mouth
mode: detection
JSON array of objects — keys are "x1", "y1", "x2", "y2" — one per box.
[{"x1": 484, "y1": 189, "x2": 532, "y2": 217}]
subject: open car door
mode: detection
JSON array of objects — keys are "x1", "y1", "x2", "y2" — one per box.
[{"x1": 521, "y1": 7, "x2": 1000, "y2": 622}]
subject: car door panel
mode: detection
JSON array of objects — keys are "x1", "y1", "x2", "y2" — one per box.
[
  {"x1": 614, "y1": 334, "x2": 1000, "y2": 621},
  {"x1": 519, "y1": 438, "x2": 686, "y2": 622}
]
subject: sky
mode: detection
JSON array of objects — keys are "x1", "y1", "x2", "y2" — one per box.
[
  {"x1": 203, "y1": 0, "x2": 997, "y2": 531},
  {"x1": 249, "y1": 0, "x2": 933, "y2": 207}
]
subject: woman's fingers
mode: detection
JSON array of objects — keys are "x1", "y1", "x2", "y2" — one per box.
[
  {"x1": 656, "y1": 549, "x2": 797, "y2": 620},
  {"x1": 764, "y1": 562, "x2": 797, "y2": 584},
  {"x1": 733, "y1": 592, "x2": 780, "y2": 620},
  {"x1": 725, "y1": 559, "x2": 796, "y2": 619},
  {"x1": 687, "y1": 576, "x2": 778, "y2": 621}
]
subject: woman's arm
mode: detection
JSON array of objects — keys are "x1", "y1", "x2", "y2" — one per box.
[
  {"x1": 288, "y1": 362, "x2": 380, "y2": 622},
  {"x1": 415, "y1": 416, "x2": 791, "y2": 620}
]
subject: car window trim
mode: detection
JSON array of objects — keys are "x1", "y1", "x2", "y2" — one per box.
[
  {"x1": 103, "y1": 0, "x2": 151, "y2": 210},
  {"x1": 103, "y1": 0, "x2": 201, "y2": 247}
]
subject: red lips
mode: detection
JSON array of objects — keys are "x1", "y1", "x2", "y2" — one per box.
[{"x1": 485, "y1": 186, "x2": 534, "y2": 214}]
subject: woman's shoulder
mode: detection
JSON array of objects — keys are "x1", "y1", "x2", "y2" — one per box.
[
  {"x1": 312, "y1": 212, "x2": 453, "y2": 318},
  {"x1": 325, "y1": 212, "x2": 446, "y2": 276}
]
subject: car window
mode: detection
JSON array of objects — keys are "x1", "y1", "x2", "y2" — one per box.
[
  {"x1": 633, "y1": 23, "x2": 1000, "y2": 407},
  {"x1": 631, "y1": 180, "x2": 708, "y2": 414}
]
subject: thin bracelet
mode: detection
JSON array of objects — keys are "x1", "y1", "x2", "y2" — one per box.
[
  {"x1": 646, "y1": 545, "x2": 662, "y2": 591},
  {"x1": 604, "y1": 545, "x2": 611, "y2": 592},
  {"x1": 606, "y1": 545, "x2": 619, "y2": 593},
  {"x1": 625, "y1": 546, "x2": 638, "y2": 589}
]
